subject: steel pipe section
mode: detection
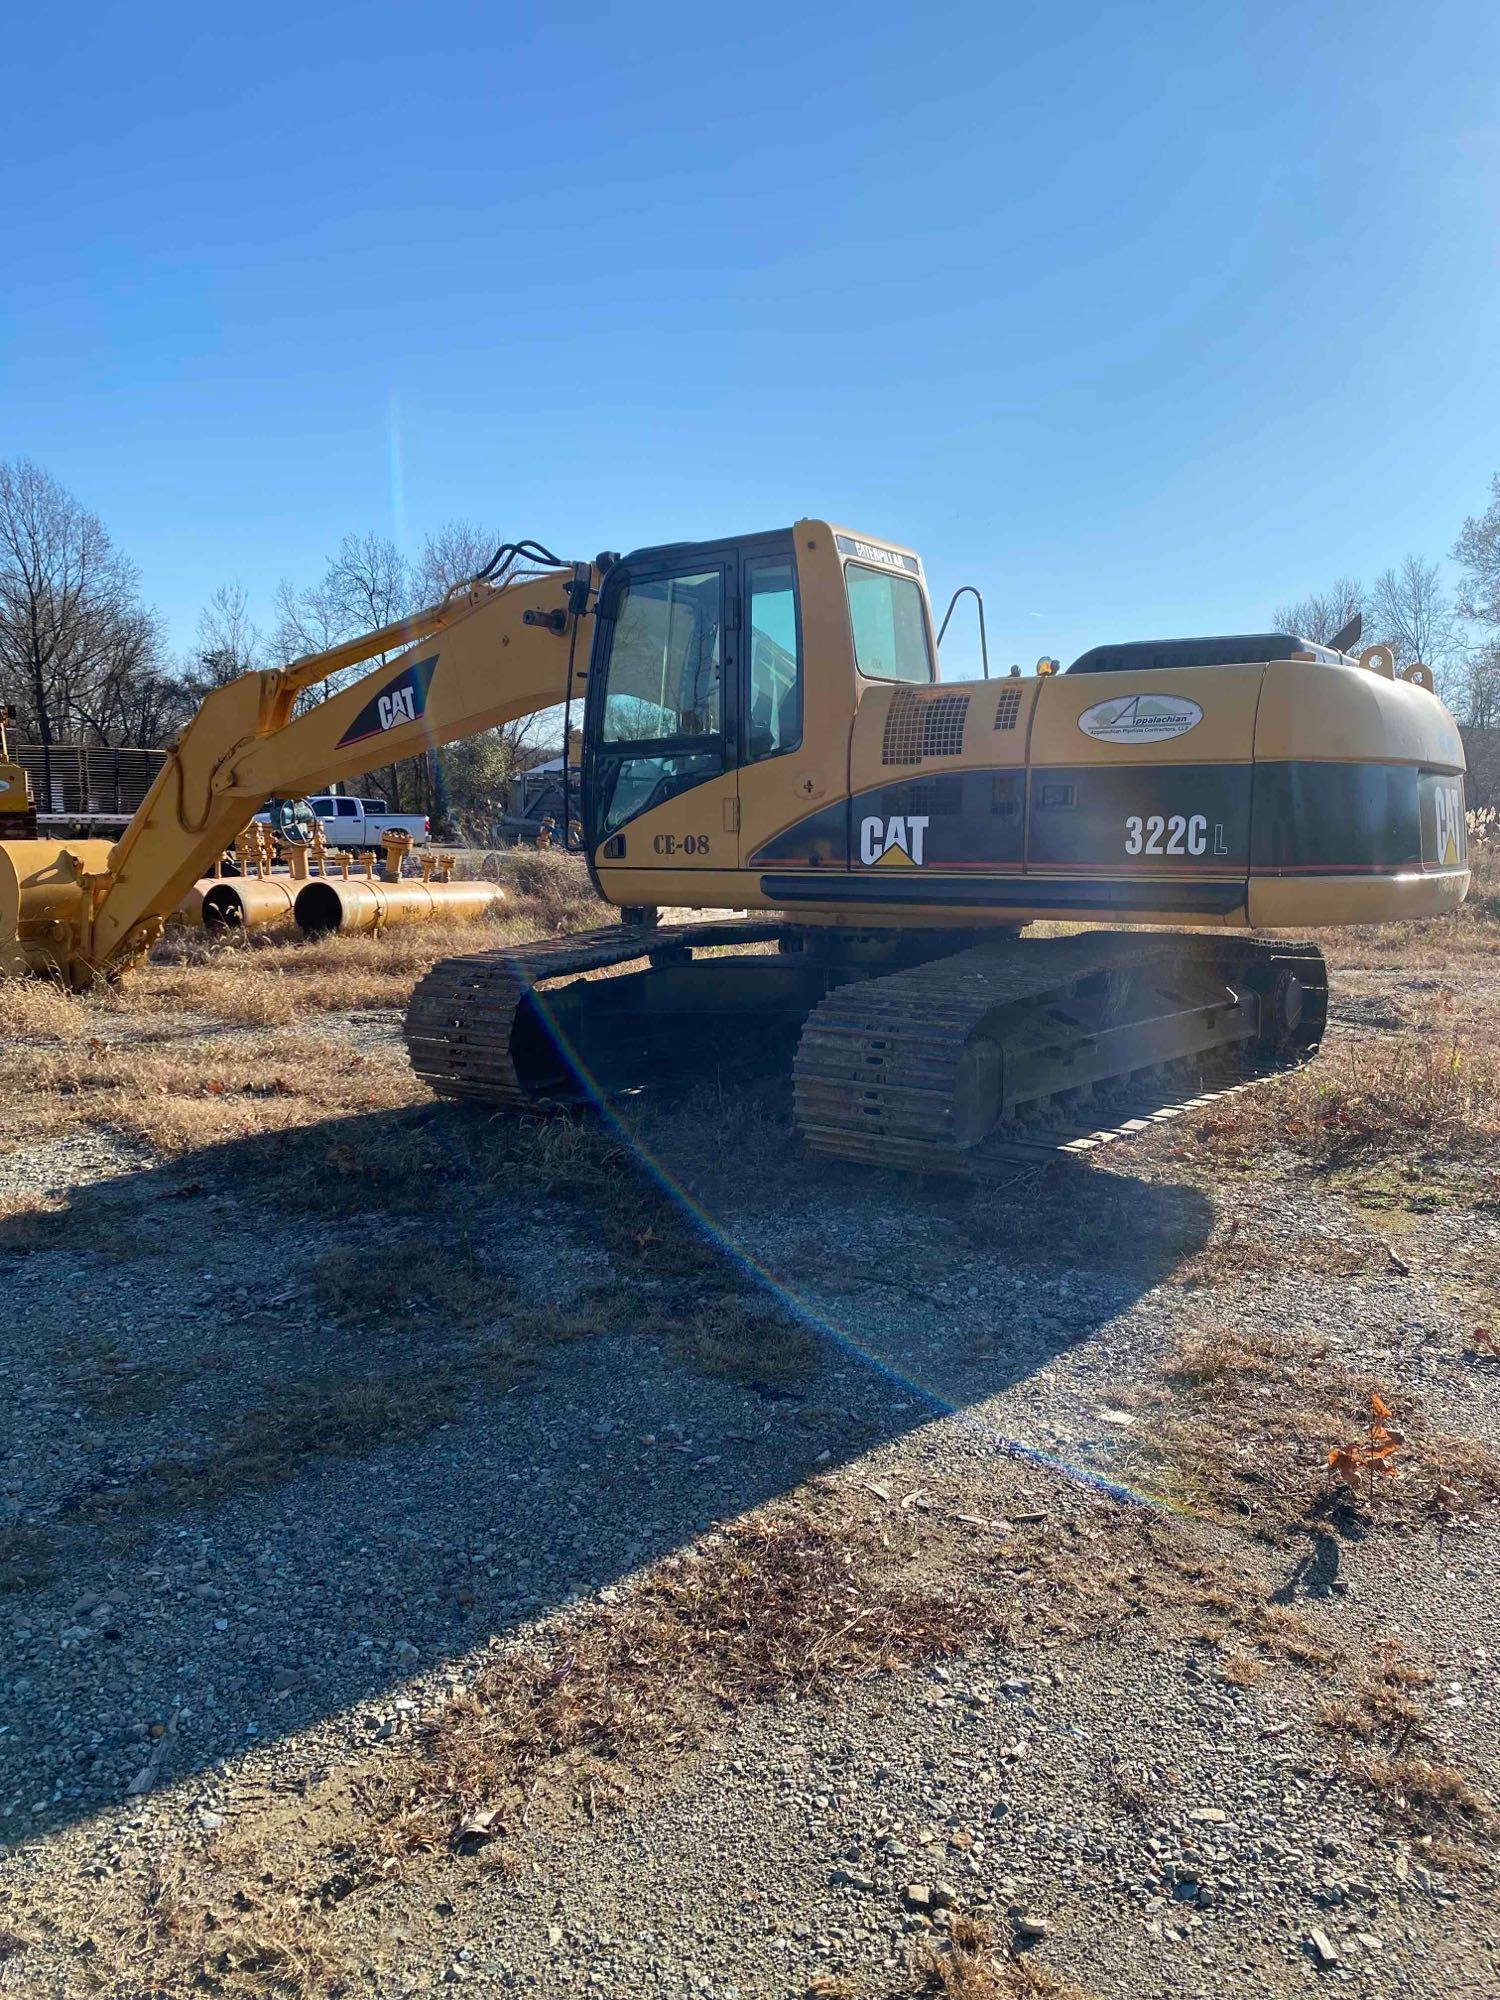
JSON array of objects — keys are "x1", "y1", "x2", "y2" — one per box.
[
  {"x1": 294, "y1": 876, "x2": 506, "y2": 936},
  {"x1": 196, "y1": 876, "x2": 300, "y2": 934}
]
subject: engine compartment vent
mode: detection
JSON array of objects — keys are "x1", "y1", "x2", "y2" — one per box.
[
  {"x1": 994, "y1": 685, "x2": 1023, "y2": 731},
  {"x1": 904, "y1": 774, "x2": 964, "y2": 817},
  {"x1": 881, "y1": 690, "x2": 970, "y2": 765}
]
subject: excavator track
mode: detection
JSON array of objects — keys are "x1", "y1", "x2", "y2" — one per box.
[
  {"x1": 405, "y1": 919, "x2": 1325, "y2": 1178},
  {"x1": 791, "y1": 932, "x2": 1327, "y2": 1177},
  {"x1": 404, "y1": 918, "x2": 786, "y2": 1107}
]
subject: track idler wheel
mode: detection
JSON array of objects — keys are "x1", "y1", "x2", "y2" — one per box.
[
  {"x1": 1242, "y1": 948, "x2": 1326, "y2": 1059},
  {"x1": 1261, "y1": 966, "x2": 1306, "y2": 1048}
]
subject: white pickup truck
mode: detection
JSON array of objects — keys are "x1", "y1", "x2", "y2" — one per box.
[{"x1": 256, "y1": 794, "x2": 431, "y2": 850}]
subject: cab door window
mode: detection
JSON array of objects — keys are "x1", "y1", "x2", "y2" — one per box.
[
  {"x1": 744, "y1": 556, "x2": 802, "y2": 761},
  {"x1": 593, "y1": 565, "x2": 729, "y2": 837},
  {"x1": 602, "y1": 568, "x2": 723, "y2": 739},
  {"x1": 845, "y1": 563, "x2": 934, "y2": 684}
]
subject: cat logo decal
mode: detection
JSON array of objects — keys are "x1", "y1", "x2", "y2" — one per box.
[
  {"x1": 337, "y1": 654, "x2": 439, "y2": 748},
  {"x1": 859, "y1": 814, "x2": 929, "y2": 867}
]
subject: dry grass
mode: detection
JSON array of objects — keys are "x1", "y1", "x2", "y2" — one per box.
[
  {"x1": 1246, "y1": 1600, "x2": 1337, "y2": 1668},
  {"x1": 53, "y1": 1334, "x2": 216, "y2": 1419},
  {"x1": 305, "y1": 1228, "x2": 510, "y2": 1333},
  {"x1": 1192, "y1": 1028, "x2": 1500, "y2": 1184},
  {"x1": 0, "y1": 854, "x2": 606, "y2": 1165},
  {"x1": 0, "y1": 1518, "x2": 56, "y2": 1595},
  {"x1": 662, "y1": 1297, "x2": 823, "y2": 1387},
  {"x1": 582, "y1": 1289, "x2": 822, "y2": 1389},
  {"x1": 1217, "y1": 1650, "x2": 1268, "y2": 1686},
  {"x1": 1350, "y1": 1754, "x2": 1490, "y2": 1834},
  {"x1": 1121, "y1": 1320, "x2": 1500, "y2": 1531},
  {"x1": 74, "y1": 1371, "x2": 466, "y2": 1523},
  {"x1": 65, "y1": 1275, "x2": 600, "y2": 1526},
  {"x1": 41, "y1": 1496, "x2": 988, "y2": 1977},
  {"x1": 1173, "y1": 1212, "x2": 1389, "y2": 1289},
  {"x1": 306, "y1": 1218, "x2": 822, "y2": 1388},
  {"x1": 1317, "y1": 1647, "x2": 1434, "y2": 1749},
  {"x1": 0, "y1": 1025, "x2": 420, "y2": 1158},
  {"x1": 97, "y1": 1853, "x2": 346, "y2": 2000},
  {"x1": 373, "y1": 1504, "x2": 981, "y2": 1857},
  {"x1": 2, "y1": 851, "x2": 598, "y2": 1039},
  {"x1": 145, "y1": 911, "x2": 531, "y2": 1023},
  {"x1": 902, "y1": 1919, "x2": 1097, "y2": 1999},
  {"x1": 59, "y1": 1491, "x2": 1394, "y2": 1997},
  {"x1": 0, "y1": 975, "x2": 126, "y2": 1039}
]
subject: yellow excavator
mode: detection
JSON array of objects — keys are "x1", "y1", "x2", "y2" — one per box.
[{"x1": 0, "y1": 520, "x2": 1469, "y2": 1174}]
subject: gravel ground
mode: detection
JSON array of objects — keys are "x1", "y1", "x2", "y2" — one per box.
[{"x1": 1, "y1": 956, "x2": 1497, "y2": 1998}]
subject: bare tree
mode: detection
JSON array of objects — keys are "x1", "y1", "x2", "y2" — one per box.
[
  {"x1": 1272, "y1": 578, "x2": 1366, "y2": 647},
  {"x1": 272, "y1": 533, "x2": 412, "y2": 678},
  {"x1": 179, "y1": 581, "x2": 263, "y2": 700},
  {"x1": 266, "y1": 523, "x2": 562, "y2": 830},
  {"x1": 1368, "y1": 555, "x2": 1461, "y2": 698},
  {"x1": 1453, "y1": 473, "x2": 1500, "y2": 631},
  {"x1": 74, "y1": 603, "x2": 184, "y2": 743},
  {"x1": 1458, "y1": 642, "x2": 1500, "y2": 731},
  {"x1": 419, "y1": 520, "x2": 560, "y2": 786},
  {"x1": 0, "y1": 459, "x2": 170, "y2": 791},
  {"x1": 416, "y1": 520, "x2": 496, "y2": 605}
]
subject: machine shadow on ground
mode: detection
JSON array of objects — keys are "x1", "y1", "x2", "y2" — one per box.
[{"x1": 0, "y1": 1081, "x2": 1213, "y2": 1841}]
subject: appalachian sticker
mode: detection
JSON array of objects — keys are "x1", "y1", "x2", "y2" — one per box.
[
  {"x1": 1078, "y1": 693, "x2": 1202, "y2": 746},
  {"x1": 337, "y1": 654, "x2": 439, "y2": 748}
]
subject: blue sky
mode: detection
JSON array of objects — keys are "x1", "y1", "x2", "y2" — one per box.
[{"x1": 3, "y1": 0, "x2": 1497, "y2": 676}]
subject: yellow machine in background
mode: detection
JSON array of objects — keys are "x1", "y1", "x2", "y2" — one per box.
[
  {"x1": 0, "y1": 709, "x2": 36, "y2": 841},
  {"x1": 0, "y1": 519, "x2": 1468, "y2": 1173}
]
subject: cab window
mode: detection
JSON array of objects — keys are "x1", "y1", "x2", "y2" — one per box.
[
  {"x1": 336, "y1": 798, "x2": 360, "y2": 818},
  {"x1": 745, "y1": 557, "x2": 802, "y2": 761},
  {"x1": 594, "y1": 565, "x2": 727, "y2": 837},
  {"x1": 845, "y1": 564, "x2": 933, "y2": 684},
  {"x1": 602, "y1": 569, "x2": 723, "y2": 741}
]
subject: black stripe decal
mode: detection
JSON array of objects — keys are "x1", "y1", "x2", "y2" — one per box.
[
  {"x1": 760, "y1": 874, "x2": 1247, "y2": 914},
  {"x1": 750, "y1": 757, "x2": 1464, "y2": 877}
]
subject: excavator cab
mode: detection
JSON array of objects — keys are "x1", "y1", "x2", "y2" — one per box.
[
  {"x1": 582, "y1": 523, "x2": 938, "y2": 902},
  {"x1": 583, "y1": 528, "x2": 821, "y2": 879}
]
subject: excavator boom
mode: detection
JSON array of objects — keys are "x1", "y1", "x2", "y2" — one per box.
[{"x1": 0, "y1": 562, "x2": 594, "y2": 985}]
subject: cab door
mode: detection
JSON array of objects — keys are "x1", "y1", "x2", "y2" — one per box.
[
  {"x1": 735, "y1": 547, "x2": 809, "y2": 862},
  {"x1": 586, "y1": 550, "x2": 740, "y2": 883}
]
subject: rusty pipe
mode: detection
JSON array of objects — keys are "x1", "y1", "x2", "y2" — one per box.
[{"x1": 293, "y1": 875, "x2": 505, "y2": 936}]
